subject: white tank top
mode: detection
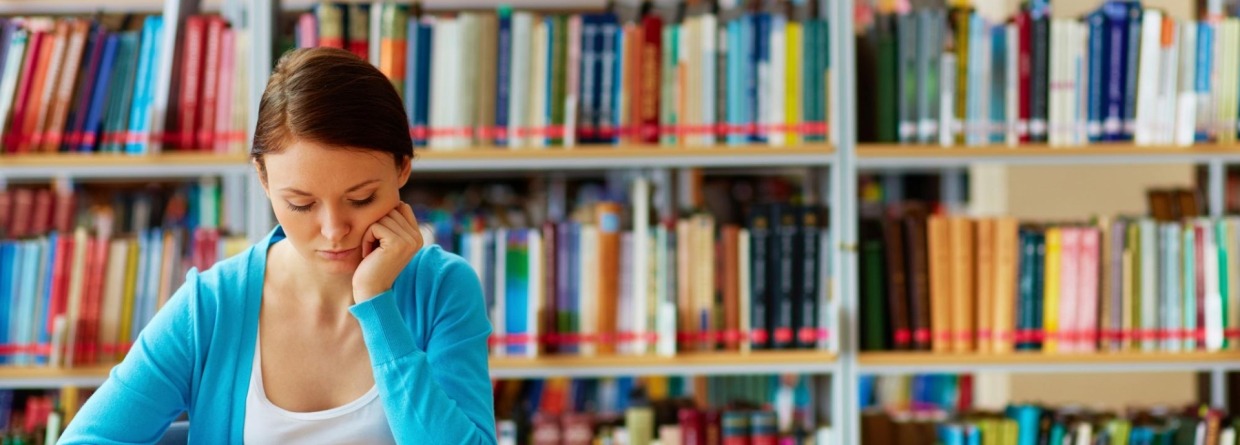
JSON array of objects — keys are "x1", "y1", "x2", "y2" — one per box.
[{"x1": 243, "y1": 334, "x2": 396, "y2": 444}]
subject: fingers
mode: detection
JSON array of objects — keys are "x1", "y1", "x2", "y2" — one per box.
[
  {"x1": 361, "y1": 224, "x2": 377, "y2": 258},
  {"x1": 398, "y1": 202, "x2": 418, "y2": 228}
]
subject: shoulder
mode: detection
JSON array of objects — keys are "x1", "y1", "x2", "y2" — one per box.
[
  {"x1": 402, "y1": 245, "x2": 480, "y2": 296},
  {"x1": 180, "y1": 242, "x2": 259, "y2": 315}
]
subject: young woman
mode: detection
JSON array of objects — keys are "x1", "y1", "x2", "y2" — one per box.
[{"x1": 61, "y1": 48, "x2": 496, "y2": 444}]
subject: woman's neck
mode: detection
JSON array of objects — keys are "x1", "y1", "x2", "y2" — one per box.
[{"x1": 268, "y1": 240, "x2": 355, "y2": 309}]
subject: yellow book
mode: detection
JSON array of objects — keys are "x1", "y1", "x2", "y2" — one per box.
[
  {"x1": 1122, "y1": 224, "x2": 1139, "y2": 351},
  {"x1": 948, "y1": 217, "x2": 975, "y2": 352},
  {"x1": 927, "y1": 216, "x2": 953, "y2": 353},
  {"x1": 1043, "y1": 228, "x2": 1062, "y2": 353},
  {"x1": 976, "y1": 218, "x2": 995, "y2": 354},
  {"x1": 992, "y1": 218, "x2": 1020, "y2": 354},
  {"x1": 785, "y1": 20, "x2": 802, "y2": 145},
  {"x1": 118, "y1": 236, "x2": 139, "y2": 360}
]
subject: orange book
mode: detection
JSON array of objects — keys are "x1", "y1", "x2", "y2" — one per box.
[
  {"x1": 19, "y1": 26, "x2": 58, "y2": 153},
  {"x1": 721, "y1": 224, "x2": 741, "y2": 351},
  {"x1": 42, "y1": 19, "x2": 90, "y2": 152},
  {"x1": 975, "y1": 218, "x2": 996, "y2": 354},
  {"x1": 927, "y1": 216, "x2": 952, "y2": 352},
  {"x1": 992, "y1": 217, "x2": 1020, "y2": 354},
  {"x1": 595, "y1": 202, "x2": 622, "y2": 355},
  {"x1": 28, "y1": 20, "x2": 69, "y2": 152},
  {"x1": 948, "y1": 217, "x2": 975, "y2": 353},
  {"x1": 676, "y1": 219, "x2": 693, "y2": 350}
]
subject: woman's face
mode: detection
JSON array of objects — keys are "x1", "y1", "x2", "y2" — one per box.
[{"x1": 258, "y1": 140, "x2": 411, "y2": 275}]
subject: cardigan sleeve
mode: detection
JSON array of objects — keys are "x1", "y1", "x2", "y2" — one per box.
[
  {"x1": 59, "y1": 270, "x2": 200, "y2": 444},
  {"x1": 349, "y1": 258, "x2": 497, "y2": 445}
]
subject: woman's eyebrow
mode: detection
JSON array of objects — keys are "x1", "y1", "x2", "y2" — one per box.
[{"x1": 280, "y1": 179, "x2": 381, "y2": 196}]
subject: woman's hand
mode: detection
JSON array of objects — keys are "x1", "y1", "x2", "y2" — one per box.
[{"x1": 353, "y1": 203, "x2": 424, "y2": 303}]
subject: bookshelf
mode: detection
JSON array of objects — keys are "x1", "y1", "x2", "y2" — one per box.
[
  {"x1": 0, "y1": 351, "x2": 839, "y2": 389},
  {"x1": 412, "y1": 144, "x2": 835, "y2": 171},
  {"x1": 858, "y1": 351, "x2": 1240, "y2": 375},
  {"x1": 8, "y1": 0, "x2": 1240, "y2": 442}
]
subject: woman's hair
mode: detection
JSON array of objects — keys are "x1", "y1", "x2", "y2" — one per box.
[{"x1": 251, "y1": 47, "x2": 413, "y2": 178}]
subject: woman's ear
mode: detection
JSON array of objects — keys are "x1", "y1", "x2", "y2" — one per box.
[
  {"x1": 397, "y1": 156, "x2": 412, "y2": 188},
  {"x1": 253, "y1": 159, "x2": 270, "y2": 198}
]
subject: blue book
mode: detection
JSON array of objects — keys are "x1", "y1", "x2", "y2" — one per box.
[
  {"x1": 0, "y1": 242, "x2": 14, "y2": 365},
  {"x1": 578, "y1": 15, "x2": 599, "y2": 144},
  {"x1": 1048, "y1": 422, "x2": 1066, "y2": 445},
  {"x1": 495, "y1": 7, "x2": 512, "y2": 146},
  {"x1": 1009, "y1": 405, "x2": 1042, "y2": 445},
  {"x1": 965, "y1": 425, "x2": 980, "y2": 445},
  {"x1": 504, "y1": 230, "x2": 530, "y2": 356},
  {"x1": 611, "y1": 21, "x2": 624, "y2": 144},
  {"x1": 0, "y1": 19, "x2": 11, "y2": 79},
  {"x1": 1120, "y1": 0, "x2": 1142, "y2": 140},
  {"x1": 411, "y1": 22, "x2": 433, "y2": 147},
  {"x1": 1162, "y1": 224, "x2": 1181, "y2": 351},
  {"x1": 81, "y1": 34, "x2": 120, "y2": 153},
  {"x1": 14, "y1": 241, "x2": 39, "y2": 365},
  {"x1": 990, "y1": 25, "x2": 1008, "y2": 144},
  {"x1": 1016, "y1": 230, "x2": 1036, "y2": 350},
  {"x1": 1032, "y1": 232, "x2": 1045, "y2": 349},
  {"x1": 1086, "y1": 9, "x2": 1106, "y2": 142},
  {"x1": 937, "y1": 424, "x2": 965, "y2": 445},
  {"x1": 126, "y1": 16, "x2": 163, "y2": 154},
  {"x1": 1184, "y1": 226, "x2": 1197, "y2": 350},
  {"x1": 64, "y1": 25, "x2": 106, "y2": 153},
  {"x1": 751, "y1": 13, "x2": 769, "y2": 143},
  {"x1": 404, "y1": 16, "x2": 418, "y2": 131},
  {"x1": 554, "y1": 223, "x2": 573, "y2": 354},
  {"x1": 599, "y1": 14, "x2": 619, "y2": 144},
  {"x1": 1100, "y1": 1, "x2": 1129, "y2": 141},
  {"x1": 35, "y1": 234, "x2": 57, "y2": 364},
  {"x1": 565, "y1": 223, "x2": 580, "y2": 354},
  {"x1": 1195, "y1": 23, "x2": 1214, "y2": 142},
  {"x1": 726, "y1": 18, "x2": 745, "y2": 145}
]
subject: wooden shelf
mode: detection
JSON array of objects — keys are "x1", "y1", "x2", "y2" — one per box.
[
  {"x1": 858, "y1": 351, "x2": 1240, "y2": 374},
  {"x1": 0, "y1": 351, "x2": 838, "y2": 387},
  {"x1": 490, "y1": 350, "x2": 838, "y2": 378},
  {"x1": 856, "y1": 143, "x2": 1240, "y2": 169},
  {"x1": 412, "y1": 144, "x2": 835, "y2": 171},
  {"x1": 0, "y1": 152, "x2": 254, "y2": 181}
]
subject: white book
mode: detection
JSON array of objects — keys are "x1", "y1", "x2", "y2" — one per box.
[
  {"x1": 1204, "y1": 221, "x2": 1225, "y2": 351},
  {"x1": 492, "y1": 228, "x2": 507, "y2": 357},
  {"x1": 1076, "y1": 22, "x2": 1090, "y2": 145},
  {"x1": 1134, "y1": 9, "x2": 1164, "y2": 146},
  {"x1": 655, "y1": 226, "x2": 677, "y2": 357},
  {"x1": 0, "y1": 29, "x2": 26, "y2": 145},
  {"x1": 369, "y1": 3, "x2": 382, "y2": 67},
  {"x1": 579, "y1": 226, "x2": 599, "y2": 357},
  {"x1": 526, "y1": 230, "x2": 542, "y2": 358},
  {"x1": 428, "y1": 18, "x2": 454, "y2": 148},
  {"x1": 508, "y1": 13, "x2": 532, "y2": 149},
  {"x1": 563, "y1": 15, "x2": 580, "y2": 148},
  {"x1": 1221, "y1": 427, "x2": 1236, "y2": 445},
  {"x1": 1157, "y1": 20, "x2": 1179, "y2": 145},
  {"x1": 1139, "y1": 219, "x2": 1157, "y2": 352},
  {"x1": 632, "y1": 177, "x2": 650, "y2": 355},
  {"x1": 821, "y1": 227, "x2": 835, "y2": 352},
  {"x1": 1078, "y1": 228, "x2": 1100, "y2": 352},
  {"x1": 529, "y1": 20, "x2": 548, "y2": 148},
  {"x1": 1196, "y1": 21, "x2": 1215, "y2": 141},
  {"x1": 1218, "y1": 20, "x2": 1239, "y2": 144},
  {"x1": 580, "y1": 16, "x2": 596, "y2": 147},
  {"x1": 1176, "y1": 22, "x2": 1198, "y2": 146},
  {"x1": 701, "y1": 13, "x2": 717, "y2": 146},
  {"x1": 1163, "y1": 224, "x2": 1183, "y2": 352},
  {"x1": 768, "y1": 15, "x2": 786, "y2": 147},
  {"x1": 940, "y1": 52, "x2": 957, "y2": 147}
]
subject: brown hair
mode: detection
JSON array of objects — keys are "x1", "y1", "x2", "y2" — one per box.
[{"x1": 251, "y1": 47, "x2": 413, "y2": 178}]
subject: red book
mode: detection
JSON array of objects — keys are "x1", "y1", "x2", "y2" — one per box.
[
  {"x1": 561, "y1": 412, "x2": 595, "y2": 445},
  {"x1": 52, "y1": 188, "x2": 75, "y2": 234},
  {"x1": 1015, "y1": 10, "x2": 1033, "y2": 143},
  {"x1": 197, "y1": 17, "x2": 225, "y2": 150},
  {"x1": 9, "y1": 189, "x2": 33, "y2": 239},
  {"x1": 0, "y1": 190, "x2": 10, "y2": 236},
  {"x1": 30, "y1": 188, "x2": 52, "y2": 236},
  {"x1": 46, "y1": 234, "x2": 72, "y2": 338},
  {"x1": 531, "y1": 413, "x2": 562, "y2": 445},
  {"x1": 635, "y1": 16, "x2": 662, "y2": 144},
  {"x1": 6, "y1": 31, "x2": 45, "y2": 152},
  {"x1": 178, "y1": 16, "x2": 206, "y2": 150},
  {"x1": 83, "y1": 235, "x2": 110, "y2": 365},
  {"x1": 680, "y1": 408, "x2": 704, "y2": 445}
]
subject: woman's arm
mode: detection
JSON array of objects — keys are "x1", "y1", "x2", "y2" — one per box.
[
  {"x1": 59, "y1": 270, "x2": 199, "y2": 444},
  {"x1": 349, "y1": 258, "x2": 497, "y2": 444}
]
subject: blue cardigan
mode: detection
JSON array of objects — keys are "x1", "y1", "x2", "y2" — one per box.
[{"x1": 61, "y1": 226, "x2": 497, "y2": 444}]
